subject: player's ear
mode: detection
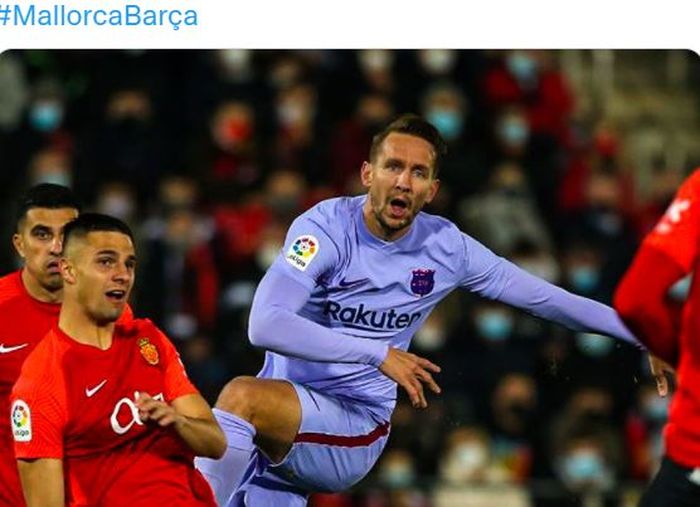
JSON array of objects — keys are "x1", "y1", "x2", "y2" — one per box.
[
  {"x1": 60, "y1": 257, "x2": 76, "y2": 285},
  {"x1": 12, "y1": 233, "x2": 25, "y2": 259},
  {"x1": 424, "y1": 178, "x2": 440, "y2": 205},
  {"x1": 360, "y1": 161, "x2": 373, "y2": 189}
]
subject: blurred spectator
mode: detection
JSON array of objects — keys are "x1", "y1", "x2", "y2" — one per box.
[
  {"x1": 81, "y1": 86, "x2": 168, "y2": 202},
  {"x1": 179, "y1": 333, "x2": 231, "y2": 405},
  {"x1": 439, "y1": 425, "x2": 495, "y2": 485},
  {"x1": 138, "y1": 175, "x2": 218, "y2": 336},
  {"x1": 458, "y1": 162, "x2": 553, "y2": 256},
  {"x1": 624, "y1": 383, "x2": 669, "y2": 481},
  {"x1": 330, "y1": 93, "x2": 394, "y2": 193},
  {"x1": 93, "y1": 181, "x2": 138, "y2": 223}
]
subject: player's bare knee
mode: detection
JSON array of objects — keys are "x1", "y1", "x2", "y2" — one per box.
[{"x1": 215, "y1": 376, "x2": 258, "y2": 421}]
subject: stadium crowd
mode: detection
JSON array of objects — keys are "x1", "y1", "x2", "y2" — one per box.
[{"x1": 0, "y1": 49, "x2": 698, "y2": 506}]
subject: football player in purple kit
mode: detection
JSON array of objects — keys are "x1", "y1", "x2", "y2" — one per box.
[{"x1": 196, "y1": 114, "x2": 642, "y2": 506}]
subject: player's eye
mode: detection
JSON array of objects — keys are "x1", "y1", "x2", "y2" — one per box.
[
  {"x1": 34, "y1": 230, "x2": 51, "y2": 240},
  {"x1": 412, "y1": 168, "x2": 428, "y2": 179},
  {"x1": 98, "y1": 258, "x2": 115, "y2": 267}
]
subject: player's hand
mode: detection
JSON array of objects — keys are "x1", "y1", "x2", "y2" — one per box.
[
  {"x1": 135, "y1": 392, "x2": 180, "y2": 427},
  {"x1": 379, "y1": 348, "x2": 441, "y2": 409},
  {"x1": 648, "y1": 354, "x2": 675, "y2": 397}
]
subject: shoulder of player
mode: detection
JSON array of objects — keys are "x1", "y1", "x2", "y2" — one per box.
[
  {"x1": 118, "y1": 318, "x2": 175, "y2": 349},
  {"x1": 0, "y1": 271, "x2": 25, "y2": 307},
  {"x1": 14, "y1": 330, "x2": 65, "y2": 388},
  {"x1": 297, "y1": 196, "x2": 359, "y2": 228},
  {"x1": 684, "y1": 168, "x2": 700, "y2": 194},
  {"x1": 415, "y1": 210, "x2": 464, "y2": 245}
]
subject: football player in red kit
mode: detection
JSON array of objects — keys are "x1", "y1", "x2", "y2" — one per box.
[
  {"x1": 11, "y1": 213, "x2": 225, "y2": 507},
  {"x1": 0, "y1": 184, "x2": 81, "y2": 507},
  {"x1": 615, "y1": 168, "x2": 700, "y2": 506}
]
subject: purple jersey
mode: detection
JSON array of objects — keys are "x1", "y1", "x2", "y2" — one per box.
[{"x1": 249, "y1": 196, "x2": 640, "y2": 421}]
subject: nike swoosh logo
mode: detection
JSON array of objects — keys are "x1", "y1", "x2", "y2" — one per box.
[
  {"x1": 0, "y1": 343, "x2": 29, "y2": 354},
  {"x1": 337, "y1": 277, "x2": 369, "y2": 289},
  {"x1": 85, "y1": 380, "x2": 108, "y2": 398}
]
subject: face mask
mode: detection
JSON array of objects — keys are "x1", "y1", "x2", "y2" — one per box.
[
  {"x1": 381, "y1": 461, "x2": 415, "y2": 488},
  {"x1": 668, "y1": 275, "x2": 692, "y2": 302},
  {"x1": 30, "y1": 101, "x2": 63, "y2": 132},
  {"x1": 277, "y1": 103, "x2": 307, "y2": 127},
  {"x1": 576, "y1": 332, "x2": 614, "y2": 357},
  {"x1": 34, "y1": 170, "x2": 72, "y2": 188},
  {"x1": 506, "y1": 53, "x2": 538, "y2": 82},
  {"x1": 643, "y1": 396, "x2": 669, "y2": 423},
  {"x1": 220, "y1": 49, "x2": 251, "y2": 72},
  {"x1": 476, "y1": 311, "x2": 513, "y2": 342},
  {"x1": 453, "y1": 443, "x2": 488, "y2": 470},
  {"x1": 421, "y1": 49, "x2": 456, "y2": 74},
  {"x1": 359, "y1": 50, "x2": 392, "y2": 73},
  {"x1": 99, "y1": 195, "x2": 135, "y2": 221},
  {"x1": 560, "y1": 450, "x2": 608, "y2": 488},
  {"x1": 413, "y1": 324, "x2": 446, "y2": 351},
  {"x1": 498, "y1": 118, "x2": 529, "y2": 147},
  {"x1": 222, "y1": 118, "x2": 253, "y2": 144},
  {"x1": 427, "y1": 109, "x2": 463, "y2": 141},
  {"x1": 256, "y1": 242, "x2": 282, "y2": 270},
  {"x1": 568, "y1": 266, "x2": 600, "y2": 294}
]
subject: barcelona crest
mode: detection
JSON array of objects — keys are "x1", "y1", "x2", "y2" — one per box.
[
  {"x1": 410, "y1": 269, "x2": 435, "y2": 296},
  {"x1": 138, "y1": 338, "x2": 159, "y2": 366}
]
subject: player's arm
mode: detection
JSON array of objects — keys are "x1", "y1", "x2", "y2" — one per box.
[
  {"x1": 459, "y1": 233, "x2": 643, "y2": 348},
  {"x1": 136, "y1": 392, "x2": 226, "y2": 459},
  {"x1": 614, "y1": 171, "x2": 699, "y2": 365},
  {"x1": 17, "y1": 458, "x2": 64, "y2": 507},
  {"x1": 249, "y1": 269, "x2": 388, "y2": 365},
  {"x1": 613, "y1": 245, "x2": 685, "y2": 365}
]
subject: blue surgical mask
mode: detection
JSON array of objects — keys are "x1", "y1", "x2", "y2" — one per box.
[
  {"x1": 668, "y1": 275, "x2": 692, "y2": 302},
  {"x1": 569, "y1": 266, "x2": 600, "y2": 294},
  {"x1": 29, "y1": 101, "x2": 63, "y2": 132},
  {"x1": 427, "y1": 109, "x2": 463, "y2": 141},
  {"x1": 498, "y1": 119, "x2": 529, "y2": 146},
  {"x1": 561, "y1": 450, "x2": 607, "y2": 485},
  {"x1": 507, "y1": 53, "x2": 538, "y2": 82},
  {"x1": 381, "y1": 462, "x2": 415, "y2": 488},
  {"x1": 476, "y1": 311, "x2": 513, "y2": 342},
  {"x1": 643, "y1": 396, "x2": 669, "y2": 423},
  {"x1": 576, "y1": 332, "x2": 614, "y2": 357}
]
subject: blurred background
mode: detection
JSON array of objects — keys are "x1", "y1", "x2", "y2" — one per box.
[{"x1": 0, "y1": 49, "x2": 699, "y2": 506}]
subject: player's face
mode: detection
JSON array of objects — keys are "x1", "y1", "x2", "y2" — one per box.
[
  {"x1": 67, "y1": 232, "x2": 136, "y2": 324},
  {"x1": 361, "y1": 133, "x2": 440, "y2": 240},
  {"x1": 13, "y1": 207, "x2": 79, "y2": 293}
]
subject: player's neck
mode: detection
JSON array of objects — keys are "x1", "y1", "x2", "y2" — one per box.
[
  {"x1": 21, "y1": 268, "x2": 63, "y2": 304},
  {"x1": 58, "y1": 303, "x2": 115, "y2": 350}
]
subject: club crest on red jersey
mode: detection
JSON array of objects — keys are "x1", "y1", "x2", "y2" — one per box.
[
  {"x1": 410, "y1": 268, "x2": 435, "y2": 296},
  {"x1": 138, "y1": 338, "x2": 159, "y2": 366}
]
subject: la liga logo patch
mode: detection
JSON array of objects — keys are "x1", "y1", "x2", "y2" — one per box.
[
  {"x1": 11, "y1": 400, "x2": 31, "y2": 442},
  {"x1": 286, "y1": 235, "x2": 319, "y2": 272}
]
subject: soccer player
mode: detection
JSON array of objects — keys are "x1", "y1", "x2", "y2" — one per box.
[
  {"x1": 0, "y1": 184, "x2": 80, "y2": 507},
  {"x1": 11, "y1": 213, "x2": 226, "y2": 507},
  {"x1": 195, "y1": 115, "x2": 642, "y2": 506},
  {"x1": 615, "y1": 168, "x2": 700, "y2": 507}
]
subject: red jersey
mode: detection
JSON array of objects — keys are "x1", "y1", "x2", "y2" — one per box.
[
  {"x1": 0, "y1": 271, "x2": 61, "y2": 506},
  {"x1": 10, "y1": 318, "x2": 213, "y2": 507},
  {"x1": 617, "y1": 168, "x2": 700, "y2": 467}
]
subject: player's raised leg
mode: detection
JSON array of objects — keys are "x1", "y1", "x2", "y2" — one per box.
[{"x1": 195, "y1": 376, "x2": 301, "y2": 505}]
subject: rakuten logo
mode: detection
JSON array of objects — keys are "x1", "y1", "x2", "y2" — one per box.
[
  {"x1": 323, "y1": 301, "x2": 421, "y2": 331},
  {"x1": 110, "y1": 392, "x2": 164, "y2": 435}
]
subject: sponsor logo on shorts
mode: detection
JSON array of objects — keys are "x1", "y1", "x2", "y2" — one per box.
[
  {"x1": 11, "y1": 400, "x2": 31, "y2": 442},
  {"x1": 286, "y1": 235, "x2": 319, "y2": 272}
]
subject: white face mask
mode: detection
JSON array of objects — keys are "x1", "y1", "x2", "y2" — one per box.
[
  {"x1": 413, "y1": 324, "x2": 446, "y2": 351},
  {"x1": 420, "y1": 49, "x2": 457, "y2": 74},
  {"x1": 256, "y1": 242, "x2": 282, "y2": 270},
  {"x1": 359, "y1": 49, "x2": 393, "y2": 73}
]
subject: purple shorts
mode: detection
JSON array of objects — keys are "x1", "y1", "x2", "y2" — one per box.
[{"x1": 228, "y1": 381, "x2": 390, "y2": 506}]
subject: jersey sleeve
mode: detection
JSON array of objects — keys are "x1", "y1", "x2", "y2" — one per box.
[
  {"x1": 267, "y1": 211, "x2": 342, "y2": 291},
  {"x1": 153, "y1": 327, "x2": 199, "y2": 401},
  {"x1": 643, "y1": 169, "x2": 700, "y2": 271},
  {"x1": 11, "y1": 369, "x2": 66, "y2": 459},
  {"x1": 458, "y1": 232, "x2": 641, "y2": 347}
]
